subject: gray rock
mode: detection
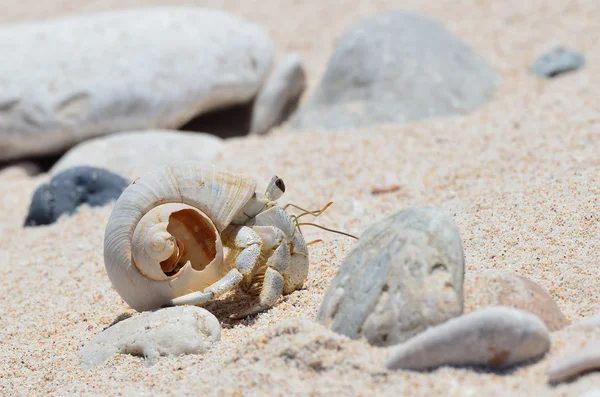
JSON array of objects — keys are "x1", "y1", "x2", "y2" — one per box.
[
  {"x1": 289, "y1": 11, "x2": 497, "y2": 131},
  {"x1": 50, "y1": 130, "x2": 224, "y2": 180},
  {"x1": 533, "y1": 47, "x2": 585, "y2": 78},
  {"x1": 385, "y1": 306, "x2": 551, "y2": 371},
  {"x1": 547, "y1": 342, "x2": 600, "y2": 383},
  {"x1": 80, "y1": 306, "x2": 221, "y2": 368},
  {"x1": 250, "y1": 54, "x2": 307, "y2": 135},
  {"x1": 24, "y1": 166, "x2": 129, "y2": 226},
  {"x1": 316, "y1": 206, "x2": 465, "y2": 346},
  {"x1": 0, "y1": 7, "x2": 273, "y2": 161}
]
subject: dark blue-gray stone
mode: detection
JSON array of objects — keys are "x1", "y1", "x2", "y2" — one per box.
[
  {"x1": 289, "y1": 11, "x2": 497, "y2": 130},
  {"x1": 24, "y1": 166, "x2": 129, "y2": 226},
  {"x1": 533, "y1": 47, "x2": 585, "y2": 78},
  {"x1": 316, "y1": 206, "x2": 465, "y2": 346}
]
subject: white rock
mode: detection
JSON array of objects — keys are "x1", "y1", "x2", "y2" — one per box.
[
  {"x1": 80, "y1": 306, "x2": 221, "y2": 368},
  {"x1": 250, "y1": 53, "x2": 306, "y2": 135},
  {"x1": 0, "y1": 7, "x2": 273, "y2": 161},
  {"x1": 50, "y1": 130, "x2": 224, "y2": 180},
  {"x1": 385, "y1": 306, "x2": 550, "y2": 371},
  {"x1": 547, "y1": 342, "x2": 600, "y2": 383},
  {"x1": 580, "y1": 389, "x2": 600, "y2": 397},
  {"x1": 569, "y1": 314, "x2": 600, "y2": 329}
]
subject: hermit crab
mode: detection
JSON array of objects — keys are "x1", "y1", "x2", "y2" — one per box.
[{"x1": 103, "y1": 162, "x2": 355, "y2": 319}]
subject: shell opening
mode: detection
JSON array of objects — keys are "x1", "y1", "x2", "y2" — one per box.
[
  {"x1": 161, "y1": 209, "x2": 218, "y2": 276},
  {"x1": 132, "y1": 203, "x2": 221, "y2": 281}
]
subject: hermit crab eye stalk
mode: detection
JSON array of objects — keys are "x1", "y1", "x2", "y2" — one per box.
[{"x1": 265, "y1": 175, "x2": 285, "y2": 201}]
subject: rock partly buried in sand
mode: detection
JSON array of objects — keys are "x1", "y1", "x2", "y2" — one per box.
[
  {"x1": 50, "y1": 130, "x2": 224, "y2": 180},
  {"x1": 0, "y1": 7, "x2": 273, "y2": 161},
  {"x1": 533, "y1": 47, "x2": 585, "y2": 78},
  {"x1": 80, "y1": 306, "x2": 221, "y2": 368},
  {"x1": 316, "y1": 206, "x2": 465, "y2": 346},
  {"x1": 464, "y1": 270, "x2": 569, "y2": 331},
  {"x1": 385, "y1": 306, "x2": 551, "y2": 371},
  {"x1": 250, "y1": 53, "x2": 307, "y2": 135},
  {"x1": 289, "y1": 10, "x2": 497, "y2": 131},
  {"x1": 24, "y1": 166, "x2": 129, "y2": 226},
  {"x1": 547, "y1": 342, "x2": 600, "y2": 383}
]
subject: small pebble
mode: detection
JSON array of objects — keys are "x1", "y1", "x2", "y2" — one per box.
[
  {"x1": 580, "y1": 389, "x2": 600, "y2": 397},
  {"x1": 24, "y1": 166, "x2": 129, "y2": 226},
  {"x1": 533, "y1": 47, "x2": 585, "y2": 78},
  {"x1": 80, "y1": 306, "x2": 221, "y2": 368},
  {"x1": 547, "y1": 342, "x2": 600, "y2": 383},
  {"x1": 569, "y1": 313, "x2": 600, "y2": 330},
  {"x1": 385, "y1": 306, "x2": 550, "y2": 371},
  {"x1": 464, "y1": 270, "x2": 569, "y2": 331}
]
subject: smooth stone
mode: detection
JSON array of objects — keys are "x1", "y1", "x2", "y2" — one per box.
[
  {"x1": 290, "y1": 10, "x2": 497, "y2": 131},
  {"x1": 316, "y1": 206, "x2": 465, "y2": 346},
  {"x1": 0, "y1": 7, "x2": 273, "y2": 161},
  {"x1": 569, "y1": 314, "x2": 600, "y2": 330},
  {"x1": 533, "y1": 47, "x2": 585, "y2": 78},
  {"x1": 580, "y1": 389, "x2": 600, "y2": 397},
  {"x1": 50, "y1": 130, "x2": 224, "y2": 180},
  {"x1": 80, "y1": 306, "x2": 221, "y2": 368},
  {"x1": 24, "y1": 166, "x2": 129, "y2": 226},
  {"x1": 250, "y1": 53, "x2": 306, "y2": 135},
  {"x1": 547, "y1": 342, "x2": 600, "y2": 383},
  {"x1": 385, "y1": 306, "x2": 551, "y2": 371},
  {"x1": 464, "y1": 270, "x2": 569, "y2": 331}
]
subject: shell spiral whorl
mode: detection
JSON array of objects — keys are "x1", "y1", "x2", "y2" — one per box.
[{"x1": 103, "y1": 162, "x2": 258, "y2": 312}]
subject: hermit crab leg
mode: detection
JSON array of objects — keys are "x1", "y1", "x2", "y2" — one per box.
[
  {"x1": 163, "y1": 225, "x2": 262, "y2": 307},
  {"x1": 230, "y1": 226, "x2": 291, "y2": 320}
]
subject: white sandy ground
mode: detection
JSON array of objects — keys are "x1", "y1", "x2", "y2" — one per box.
[{"x1": 1, "y1": 0, "x2": 600, "y2": 395}]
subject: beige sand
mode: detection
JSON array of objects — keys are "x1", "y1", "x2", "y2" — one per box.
[{"x1": 1, "y1": 0, "x2": 600, "y2": 395}]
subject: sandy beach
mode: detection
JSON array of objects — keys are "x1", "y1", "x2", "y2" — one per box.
[{"x1": 1, "y1": 0, "x2": 600, "y2": 396}]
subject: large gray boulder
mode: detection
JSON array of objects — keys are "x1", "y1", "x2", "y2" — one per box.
[
  {"x1": 316, "y1": 206, "x2": 465, "y2": 346},
  {"x1": 0, "y1": 7, "x2": 273, "y2": 161},
  {"x1": 290, "y1": 11, "x2": 497, "y2": 130}
]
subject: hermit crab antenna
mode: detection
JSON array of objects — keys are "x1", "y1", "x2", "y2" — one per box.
[
  {"x1": 296, "y1": 222, "x2": 358, "y2": 240},
  {"x1": 265, "y1": 176, "x2": 285, "y2": 201},
  {"x1": 286, "y1": 201, "x2": 358, "y2": 240}
]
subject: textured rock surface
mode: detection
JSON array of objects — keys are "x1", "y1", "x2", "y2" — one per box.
[
  {"x1": 548, "y1": 342, "x2": 600, "y2": 383},
  {"x1": 290, "y1": 10, "x2": 497, "y2": 130},
  {"x1": 0, "y1": 7, "x2": 273, "y2": 161},
  {"x1": 316, "y1": 206, "x2": 465, "y2": 346},
  {"x1": 464, "y1": 270, "x2": 569, "y2": 331},
  {"x1": 80, "y1": 306, "x2": 221, "y2": 368},
  {"x1": 250, "y1": 53, "x2": 306, "y2": 135},
  {"x1": 50, "y1": 130, "x2": 224, "y2": 180},
  {"x1": 533, "y1": 47, "x2": 585, "y2": 78},
  {"x1": 385, "y1": 306, "x2": 551, "y2": 371},
  {"x1": 24, "y1": 166, "x2": 128, "y2": 226}
]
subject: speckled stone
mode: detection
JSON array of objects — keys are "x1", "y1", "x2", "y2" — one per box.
[{"x1": 316, "y1": 206, "x2": 465, "y2": 346}]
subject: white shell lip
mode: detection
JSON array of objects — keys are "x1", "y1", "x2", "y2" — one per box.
[{"x1": 103, "y1": 162, "x2": 257, "y2": 312}]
